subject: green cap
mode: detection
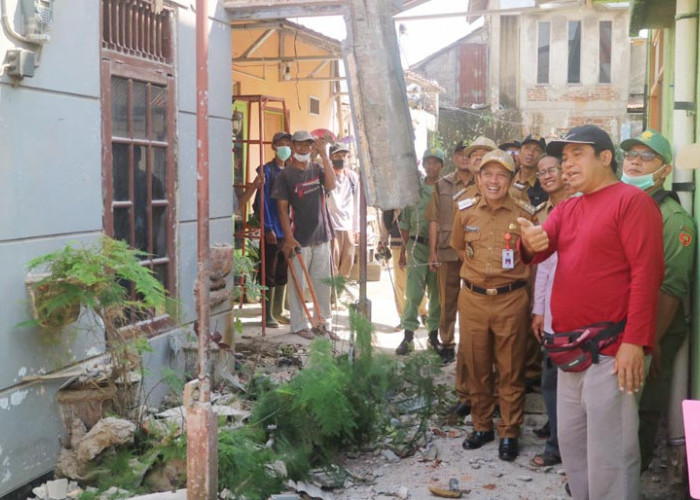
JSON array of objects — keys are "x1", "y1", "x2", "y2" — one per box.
[
  {"x1": 423, "y1": 147, "x2": 445, "y2": 163},
  {"x1": 620, "y1": 130, "x2": 672, "y2": 164}
]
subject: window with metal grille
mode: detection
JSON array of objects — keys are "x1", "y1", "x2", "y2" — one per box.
[
  {"x1": 101, "y1": 0, "x2": 176, "y2": 328},
  {"x1": 101, "y1": 0, "x2": 173, "y2": 63}
]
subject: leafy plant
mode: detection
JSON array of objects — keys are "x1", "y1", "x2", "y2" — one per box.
[{"x1": 25, "y1": 236, "x2": 169, "y2": 414}]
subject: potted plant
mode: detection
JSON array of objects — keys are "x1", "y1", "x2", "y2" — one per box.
[{"x1": 25, "y1": 236, "x2": 168, "y2": 414}]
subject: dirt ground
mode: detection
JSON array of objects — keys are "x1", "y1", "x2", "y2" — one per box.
[{"x1": 234, "y1": 261, "x2": 688, "y2": 500}]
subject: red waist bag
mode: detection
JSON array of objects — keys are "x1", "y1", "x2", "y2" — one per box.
[{"x1": 544, "y1": 320, "x2": 626, "y2": 373}]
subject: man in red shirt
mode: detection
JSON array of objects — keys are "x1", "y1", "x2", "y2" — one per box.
[{"x1": 518, "y1": 125, "x2": 664, "y2": 500}]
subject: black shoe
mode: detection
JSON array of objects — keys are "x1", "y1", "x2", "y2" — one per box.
[
  {"x1": 498, "y1": 438, "x2": 519, "y2": 462},
  {"x1": 462, "y1": 430, "x2": 495, "y2": 450},
  {"x1": 451, "y1": 402, "x2": 471, "y2": 417},
  {"x1": 534, "y1": 420, "x2": 550, "y2": 439},
  {"x1": 440, "y1": 347, "x2": 455, "y2": 364},
  {"x1": 428, "y1": 330, "x2": 440, "y2": 352},
  {"x1": 395, "y1": 331, "x2": 415, "y2": 355},
  {"x1": 565, "y1": 482, "x2": 571, "y2": 497}
]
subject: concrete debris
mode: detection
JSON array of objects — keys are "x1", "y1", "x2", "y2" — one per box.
[
  {"x1": 286, "y1": 480, "x2": 333, "y2": 500},
  {"x1": 46, "y1": 479, "x2": 69, "y2": 500},
  {"x1": 76, "y1": 417, "x2": 137, "y2": 463},
  {"x1": 419, "y1": 443, "x2": 439, "y2": 461},
  {"x1": 31, "y1": 484, "x2": 48, "y2": 500},
  {"x1": 68, "y1": 419, "x2": 87, "y2": 450},
  {"x1": 517, "y1": 475, "x2": 533, "y2": 482},
  {"x1": 397, "y1": 486, "x2": 409, "y2": 499},
  {"x1": 266, "y1": 460, "x2": 288, "y2": 479},
  {"x1": 381, "y1": 449, "x2": 400, "y2": 463}
]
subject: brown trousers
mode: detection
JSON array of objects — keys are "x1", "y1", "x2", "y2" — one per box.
[
  {"x1": 458, "y1": 286, "x2": 529, "y2": 438},
  {"x1": 436, "y1": 260, "x2": 460, "y2": 347},
  {"x1": 332, "y1": 230, "x2": 355, "y2": 279}
]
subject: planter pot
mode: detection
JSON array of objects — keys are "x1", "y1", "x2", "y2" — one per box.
[{"x1": 26, "y1": 274, "x2": 81, "y2": 329}]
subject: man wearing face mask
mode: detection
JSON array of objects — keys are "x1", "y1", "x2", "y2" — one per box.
[
  {"x1": 620, "y1": 130, "x2": 696, "y2": 472},
  {"x1": 252, "y1": 131, "x2": 293, "y2": 328},
  {"x1": 327, "y1": 142, "x2": 360, "y2": 281},
  {"x1": 272, "y1": 131, "x2": 336, "y2": 339}
]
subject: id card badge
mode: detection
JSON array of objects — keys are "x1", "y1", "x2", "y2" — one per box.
[{"x1": 502, "y1": 249, "x2": 514, "y2": 269}]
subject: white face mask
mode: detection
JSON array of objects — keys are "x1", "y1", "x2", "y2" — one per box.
[{"x1": 294, "y1": 152, "x2": 311, "y2": 163}]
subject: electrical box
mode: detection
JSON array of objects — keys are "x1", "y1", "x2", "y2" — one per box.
[
  {"x1": 21, "y1": 0, "x2": 54, "y2": 42},
  {"x1": 6, "y1": 49, "x2": 36, "y2": 78}
]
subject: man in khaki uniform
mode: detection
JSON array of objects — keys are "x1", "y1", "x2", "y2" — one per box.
[
  {"x1": 426, "y1": 136, "x2": 496, "y2": 417},
  {"x1": 426, "y1": 137, "x2": 496, "y2": 361},
  {"x1": 451, "y1": 149, "x2": 538, "y2": 462},
  {"x1": 509, "y1": 134, "x2": 548, "y2": 206}
]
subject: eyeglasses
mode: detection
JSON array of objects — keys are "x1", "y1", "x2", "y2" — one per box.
[
  {"x1": 625, "y1": 150, "x2": 660, "y2": 162},
  {"x1": 535, "y1": 166, "x2": 561, "y2": 178}
]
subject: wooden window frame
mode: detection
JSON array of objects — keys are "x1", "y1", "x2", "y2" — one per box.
[
  {"x1": 309, "y1": 95, "x2": 321, "y2": 116},
  {"x1": 100, "y1": 50, "x2": 177, "y2": 334}
]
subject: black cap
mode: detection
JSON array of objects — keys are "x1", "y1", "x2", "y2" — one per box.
[
  {"x1": 521, "y1": 134, "x2": 546, "y2": 150},
  {"x1": 545, "y1": 125, "x2": 615, "y2": 158},
  {"x1": 454, "y1": 139, "x2": 470, "y2": 152},
  {"x1": 272, "y1": 131, "x2": 292, "y2": 144},
  {"x1": 498, "y1": 140, "x2": 521, "y2": 151}
]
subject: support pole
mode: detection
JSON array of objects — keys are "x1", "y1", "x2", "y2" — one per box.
[
  {"x1": 668, "y1": 0, "x2": 698, "y2": 445},
  {"x1": 187, "y1": 1, "x2": 218, "y2": 498}
]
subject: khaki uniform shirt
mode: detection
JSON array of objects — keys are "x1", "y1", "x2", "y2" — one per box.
[
  {"x1": 425, "y1": 172, "x2": 476, "y2": 261},
  {"x1": 509, "y1": 170, "x2": 537, "y2": 202},
  {"x1": 450, "y1": 195, "x2": 538, "y2": 288}
]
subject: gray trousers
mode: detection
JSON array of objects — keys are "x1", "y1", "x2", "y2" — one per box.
[
  {"x1": 557, "y1": 356, "x2": 641, "y2": 500},
  {"x1": 541, "y1": 351, "x2": 560, "y2": 457},
  {"x1": 288, "y1": 242, "x2": 332, "y2": 333}
]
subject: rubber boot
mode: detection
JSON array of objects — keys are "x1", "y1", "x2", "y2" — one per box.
[
  {"x1": 265, "y1": 289, "x2": 279, "y2": 328},
  {"x1": 272, "y1": 285, "x2": 290, "y2": 324},
  {"x1": 396, "y1": 330, "x2": 415, "y2": 355},
  {"x1": 428, "y1": 330, "x2": 440, "y2": 353}
]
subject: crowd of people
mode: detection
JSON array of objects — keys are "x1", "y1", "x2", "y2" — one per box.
[{"x1": 243, "y1": 125, "x2": 695, "y2": 500}]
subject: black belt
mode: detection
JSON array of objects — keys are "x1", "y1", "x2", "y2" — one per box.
[
  {"x1": 462, "y1": 279, "x2": 527, "y2": 296},
  {"x1": 408, "y1": 235, "x2": 428, "y2": 246}
]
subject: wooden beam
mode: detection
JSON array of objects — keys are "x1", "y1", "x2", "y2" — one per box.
[
  {"x1": 308, "y1": 59, "x2": 330, "y2": 77},
  {"x1": 240, "y1": 29, "x2": 276, "y2": 58},
  {"x1": 225, "y1": 1, "x2": 348, "y2": 20},
  {"x1": 233, "y1": 54, "x2": 340, "y2": 63}
]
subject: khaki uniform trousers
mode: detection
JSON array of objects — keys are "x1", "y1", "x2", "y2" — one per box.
[
  {"x1": 438, "y1": 260, "x2": 469, "y2": 404},
  {"x1": 332, "y1": 230, "x2": 356, "y2": 279},
  {"x1": 391, "y1": 244, "x2": 427, "y2": 318},
  {"x1": 459, "y1": 286, "x2": 528, "y2": 438}
]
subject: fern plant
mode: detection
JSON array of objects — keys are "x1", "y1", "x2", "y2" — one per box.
[{"x1": 25, "y1": 236, "x2": 168, "y2": 414}]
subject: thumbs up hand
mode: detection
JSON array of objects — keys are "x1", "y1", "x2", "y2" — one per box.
[{"x1": 517, "y1": 217, "x2": 550, "y2": 253}]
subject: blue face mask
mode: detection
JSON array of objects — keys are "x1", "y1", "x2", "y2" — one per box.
[
  {"x1": 275, "y1": 146, "x2": 291, "y2": 161},
  {"x1": 621, "y1": 165, "x2": 666, "y2": 191}
]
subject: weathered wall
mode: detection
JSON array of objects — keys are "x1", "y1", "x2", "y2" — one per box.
[
  {"x1": 0, "y1": 2, "x2": 233, "y2": 495},
  {"x1": 519, "y1": 8, "x2": 631, "y2": 140},
  {"x1": 231, "y1": 27, "x2": 338, "y2": 180},
  {"x1": 417, "y1": 50, "x2": 459, "y2": 105}
]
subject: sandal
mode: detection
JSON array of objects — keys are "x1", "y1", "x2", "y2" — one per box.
[
  {"x1": 530, "y1": 452, "x2": 562, "y2": 467},
  {"x1": 293, "y1": 328, "x2": 314, "y2": 340}
]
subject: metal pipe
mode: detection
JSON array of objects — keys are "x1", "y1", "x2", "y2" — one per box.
[
  {"x1": 195, "y1": 0, "x2": 211, "y2": 399},
  {"x1": 669, "y1": 0, "x2": 698, "y2": 440}
]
